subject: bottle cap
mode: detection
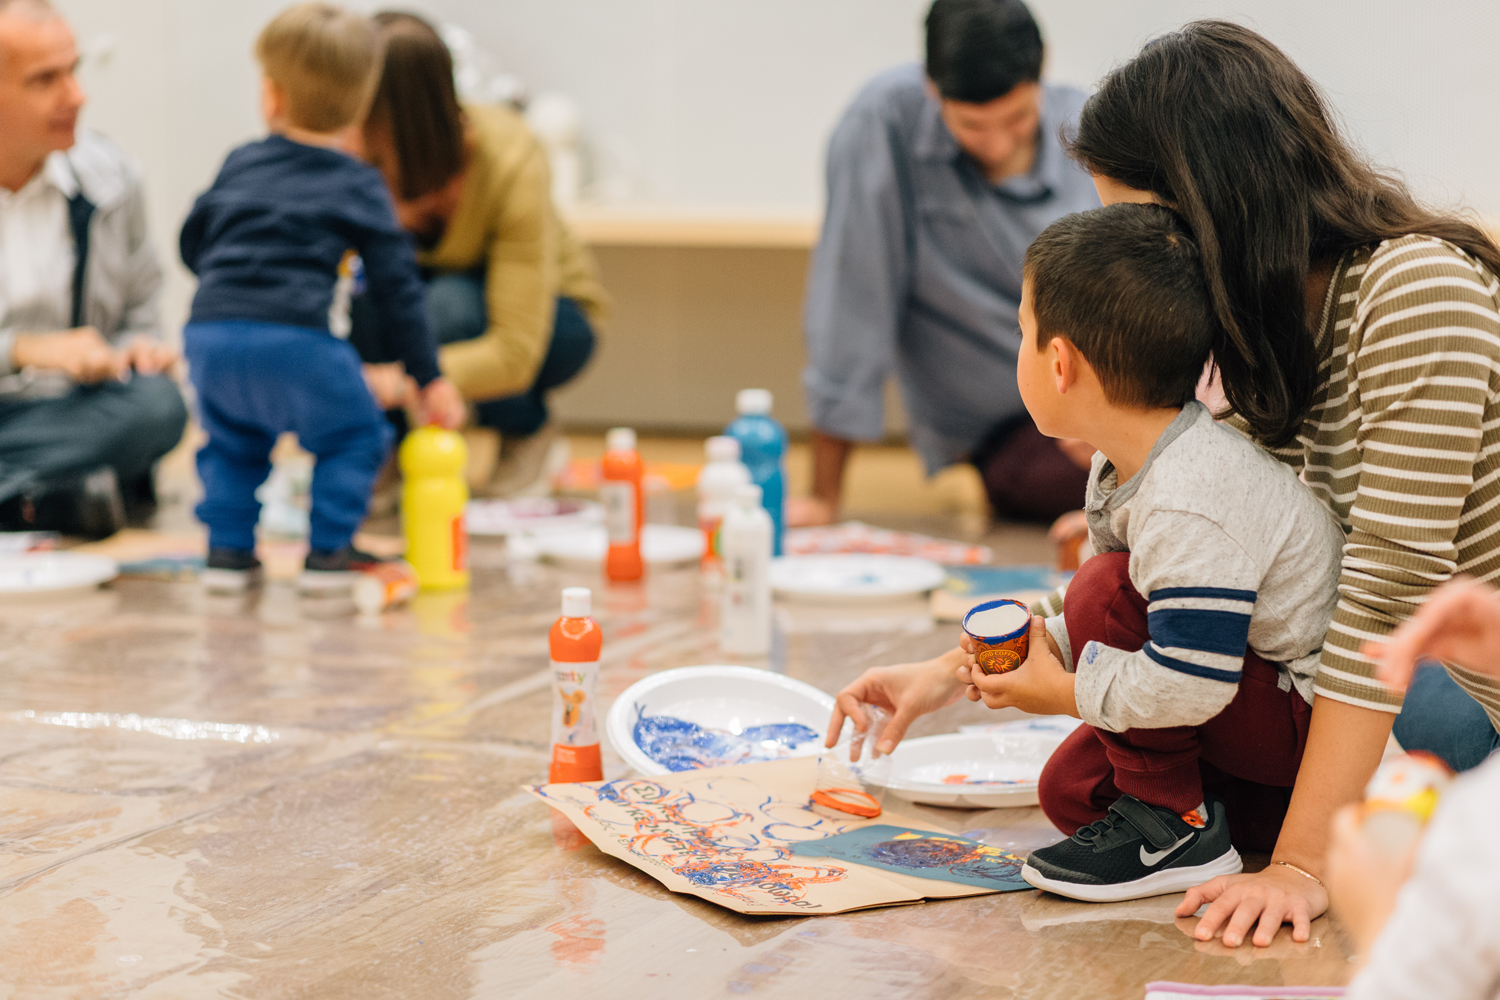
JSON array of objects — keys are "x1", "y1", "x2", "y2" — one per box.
[
  {"x1": 605, "y1": 427, "x2": 636, "y2": 452},
  {"x1": 561, "y1": 586, "x2": 592, "y2": 619},
  {"x1": 735, "y1": 388, "x2": 772, "y2": 415},
  {"x1": 735, "y1": 484, "x2": 763, "y2": 506},
  {"x1": 705, "y1": 435, "x2": 741, "y2": 462}
]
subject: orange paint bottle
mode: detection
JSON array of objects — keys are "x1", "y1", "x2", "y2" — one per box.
[
  {"x1": 601, "y1": 427, "x2": 644, "y2": 582},
  {"x1": 549, "y1": 587, "x2": 605, "y2": 783}
]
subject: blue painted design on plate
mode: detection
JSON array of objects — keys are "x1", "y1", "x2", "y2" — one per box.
[{"x1": 633, "y1": 707, "x2": 821, "y2": 771}]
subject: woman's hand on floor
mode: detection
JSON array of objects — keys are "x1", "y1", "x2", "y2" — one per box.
[
  {"x1": 826, "y1": 649, "x2": 968, "y2": 754},
  {"x1": 1364, "y1": 576, "x2": 1500, "y2": 690},
  {"x1": 1175, "y1": 862, "x2": 1327, "y2": 948}
]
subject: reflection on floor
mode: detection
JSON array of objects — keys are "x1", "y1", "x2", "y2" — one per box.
[{"x1": 0, "y1": 434, "x2": 1353, "y2": 998}]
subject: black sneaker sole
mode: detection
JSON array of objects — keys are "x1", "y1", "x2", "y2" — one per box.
[
  {"x1": 202, "y1": 566, "x2": 263, "y2": 594},
  {"x1": 298, "y1": 568, "x2": 361, "y2": 595},
  {"x1": 1021, "y1": 847, "x2": 1243, "y2": 902}
]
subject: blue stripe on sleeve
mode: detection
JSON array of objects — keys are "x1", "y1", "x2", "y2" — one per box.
[
  {"x1": 1142, "y1": 642, "x2": 1242, "y2": 683},
  {"x1": 1149, "y1": 586, "x2": 1257, "y2": 603},
  {"x1": 1148, "y1": 608, "x2": 1252, "y2": 658}
]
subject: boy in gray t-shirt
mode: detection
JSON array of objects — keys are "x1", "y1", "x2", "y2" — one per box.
[{"x1": 958, "y1": 204, "x2": 1345, "y2": 902}]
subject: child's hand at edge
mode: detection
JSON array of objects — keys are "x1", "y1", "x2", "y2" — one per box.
[
  {"x1": 416, "y1": 377, "x2": 467, "y2": 430},
  {"x1": 956, "y1": 616, "x2": 1078, "y2": 717},
  {"x1": 1325, "y1": 802, "x2": 1419, "y2": 964}
]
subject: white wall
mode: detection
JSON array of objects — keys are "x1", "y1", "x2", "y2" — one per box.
[{"x1": 53, "y1": 0, "x2": 1500, "y2": 331}]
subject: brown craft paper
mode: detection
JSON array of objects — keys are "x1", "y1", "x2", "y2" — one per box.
[{"x1": 525, "y1": 756, "x2": 997, "y2": 916}]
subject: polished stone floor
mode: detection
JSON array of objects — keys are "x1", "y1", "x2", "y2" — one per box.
[{"x1": 0, "y1": 524, "x2": 1355, "y2": 998}]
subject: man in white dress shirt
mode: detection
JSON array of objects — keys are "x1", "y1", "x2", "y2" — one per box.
[{"x1": 0, "y1": 0, "x2": 186, "y2": 537}]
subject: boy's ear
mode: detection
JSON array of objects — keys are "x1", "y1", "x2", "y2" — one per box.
[
  {"x1": 260, "y1": 76, "x2": 285, "y2": 125},
  {"x1": 1051, "y1": 337, "x2": 1080, "y2": 394}
]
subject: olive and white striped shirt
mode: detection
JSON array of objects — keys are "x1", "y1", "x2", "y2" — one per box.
[{"x1": 1245, "y1": 235, "x2": 1500, "y2": 729}]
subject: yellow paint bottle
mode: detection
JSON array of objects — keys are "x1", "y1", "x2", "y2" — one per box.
[{"x1": 400, "y1": 426, "x2": 469, "y2": 590}]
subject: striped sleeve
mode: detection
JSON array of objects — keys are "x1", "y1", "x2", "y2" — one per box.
[
  {"x1": 1034, "y1": 584, "x2": 1066, "y2": 618},
  {"x1": 1314, "y1": 239, "x2": 1500, "y2": 712},
  {"x1": 1073, "y1": 511, "x2": 1257, "y2": 733}
]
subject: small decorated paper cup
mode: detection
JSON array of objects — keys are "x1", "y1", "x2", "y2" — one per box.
[{"x1": 962, "y1": 598, "x2": 1031, "y2": 675}]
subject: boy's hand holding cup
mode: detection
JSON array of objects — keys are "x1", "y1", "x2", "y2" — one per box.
[
  {"x1": 961, "y1": 598, "x2": 1032, "y2": 675},
  {"x1": 957, "y1": 600, "x2": 1078, "y2": 717}
]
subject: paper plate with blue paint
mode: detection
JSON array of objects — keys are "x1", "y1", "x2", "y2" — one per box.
[
  {"x1": 606, "y1": 665, "x2": 844, "y2": 776},
  {"x1": 0, "y1": 552, "x2": 117, "y2": 597},
  {"x1": 768, "y1": 555, "x2": 946, "y2": 602}
]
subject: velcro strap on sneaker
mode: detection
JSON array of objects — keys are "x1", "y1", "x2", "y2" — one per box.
[{"x1": 1107, "y1": 795, "x2": 1179, "y2": 850}]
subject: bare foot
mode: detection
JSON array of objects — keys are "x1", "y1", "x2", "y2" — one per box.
[{"x1": 787, "y1": 496, "x2": 836, "y2": 528}]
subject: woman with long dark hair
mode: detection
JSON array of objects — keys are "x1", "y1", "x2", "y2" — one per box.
[
  {"x1": 829, "y1": 19, "x2": 1500, "y2": 946},
  {"x1": 350, "y1": 12, "x2": 606, "y2": 495}
]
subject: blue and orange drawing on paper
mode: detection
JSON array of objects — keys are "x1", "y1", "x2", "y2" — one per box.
[
  {"x1": 789, "y1": 825, "x2": 1028, "y2": 890},
  {"x1": 532, "y1": 774, "x2": 858, "y2": 908}
]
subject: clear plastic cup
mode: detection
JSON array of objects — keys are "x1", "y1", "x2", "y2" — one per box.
[{"x1": 812, "y1": 703, "x2": 893, "y2": 819}]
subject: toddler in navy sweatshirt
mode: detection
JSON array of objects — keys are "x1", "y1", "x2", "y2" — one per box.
[{"x1": 180, "y1": 2, "x2": 462, "y2": 593}]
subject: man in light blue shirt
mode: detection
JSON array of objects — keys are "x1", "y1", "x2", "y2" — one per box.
[{"x1": 797, "y1": 0, "x2": 1099, "y2": 525}]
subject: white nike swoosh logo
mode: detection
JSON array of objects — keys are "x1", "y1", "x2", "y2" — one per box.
[{"x1": 1139, "y1": 833, "x2": 1194, "y2": 866}]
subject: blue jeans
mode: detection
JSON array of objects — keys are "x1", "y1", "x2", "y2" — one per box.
[
  {"x1": 185, "y1": 321, "x2": 392, "y2": 553},
  {"x1": 1392, "y1": 662, "x2": 1500, "y2": 772},
  {"x1": 350, "y1": 270, "x2": 596, "y2": 437},
  {"x1": 0, "y1": 374, "x2": 187, "y2": 502}
]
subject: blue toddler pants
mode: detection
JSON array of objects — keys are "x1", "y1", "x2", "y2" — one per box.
[{"x1": 184, "y1": 321, "x2": 392, "y2": 553}]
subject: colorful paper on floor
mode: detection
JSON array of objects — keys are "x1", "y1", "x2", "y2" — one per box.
[
  {"x1": 931, "y1": 564, "x2": 1071, "y2": 621},
  {"x1": 526, "y1": 757, "x2": 1000, "y2": 915},
  {"x1": 1144, "y1": 984, "x2": 1345, "y2": 999},
  {"x1": 789, "y1": 824, "x2": 1029, "y2": 890},
  {"x1": 117, "y1": 554, "x2": 206, "y2": 580},
  {"x1": 785, "y1": 520, "x2": 993, "y2": 565}
]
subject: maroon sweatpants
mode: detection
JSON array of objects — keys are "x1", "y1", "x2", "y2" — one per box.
[{"x1": 1037, "y1": 552, "x2": 1313, "y2": 852}]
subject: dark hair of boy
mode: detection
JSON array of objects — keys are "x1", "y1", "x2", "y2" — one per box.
[
  {"x1": 925, "y1": 0, "x2": 1043, "y2": 103},
  {"x1": 365, "y1": 10, "x2": 465, "y2": 200},
  {"x1": 1024, "y1": 203, "x2": 1217, "y2": 410},
  {"x1": 1066, "y1": 21, "x2": 1500, "y2": 445}
]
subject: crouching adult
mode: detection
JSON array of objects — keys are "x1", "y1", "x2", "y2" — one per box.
[{"x1": 0, "y1": 0, "x2": 187, "y2": 537}]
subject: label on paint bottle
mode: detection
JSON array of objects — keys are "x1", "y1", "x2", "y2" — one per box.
[
  {"x1": 450, "y1": 514, "x2": 468, "y2": 572},
  {"x1": 549, "y1": 659, "x2": 602, "y2": 782},
  {"x1": 600, "y1": 481, "x2": 636, "y2": 544}
]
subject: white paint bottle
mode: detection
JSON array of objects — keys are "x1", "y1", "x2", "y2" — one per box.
[
  {"x1": 720, "y1": 484, "x2": 773, "y2": 656},
  {"x1": 697, "y1": 435, "x2": 751, "y2": 578}
]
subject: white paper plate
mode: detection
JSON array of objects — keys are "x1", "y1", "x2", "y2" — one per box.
[
  {"x1": 0, "y1": 552, "x2": 118, "y2": 596},
  {"x1": 881, "y1": 727, "x2": 1075, "y2": 808},
  {"x1": 464, "y1": 498, "x2": 602, "y2": 537},
  {"x1": 606, "y1": 665, "x2": 843, "y2": 776},
  {"x1": 531, "y1": 523, "x2": 704, "y2": 567},
  {"x1": 768, "y1": 554, "x2": 946, "y2": 602}
]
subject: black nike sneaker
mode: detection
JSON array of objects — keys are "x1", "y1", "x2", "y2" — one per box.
[
  {"x1": 1022, "y1": 794, "x2": 1242, "y2": 902},
  {"x1": 300, "y1": 545, "x2": 383, "y2": 595}
]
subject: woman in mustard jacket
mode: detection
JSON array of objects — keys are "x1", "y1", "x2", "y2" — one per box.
[{"x1": 352, "y1": 11, "x2": 606, "y2": 495}]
